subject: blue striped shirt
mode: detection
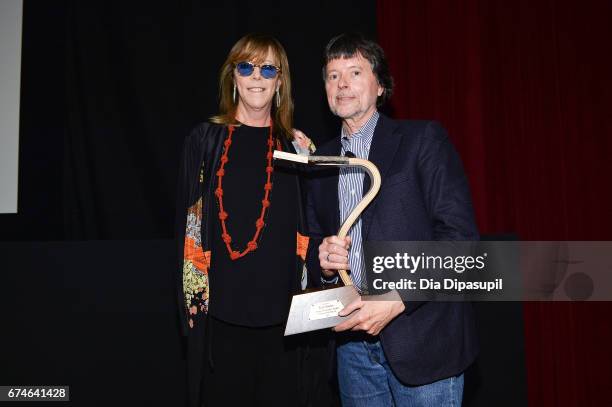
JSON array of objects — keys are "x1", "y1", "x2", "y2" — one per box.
[{"x1": 338, "y1": 111, "x2": 379, "y2": 292}]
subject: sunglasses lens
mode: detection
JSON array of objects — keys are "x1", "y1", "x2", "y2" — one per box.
[
  {"x1": 260, "y1": 65, "x2": 279, "y2": 79},
  {"x1": 236, "y1": 62, "x2": 254, "y2": 76}
]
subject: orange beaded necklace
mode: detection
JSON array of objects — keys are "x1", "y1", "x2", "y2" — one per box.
[{"x1": 214, "y1": 122, "x2": 278, "y2": 260}]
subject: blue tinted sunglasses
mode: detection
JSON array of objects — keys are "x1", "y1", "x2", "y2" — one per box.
[{"x1": 235, "y1": 61, "x2": 281, "y2": 79}]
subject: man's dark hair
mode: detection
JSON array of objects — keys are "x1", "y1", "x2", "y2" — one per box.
[{"x1": 323, "y1": 33, "x2": 394, "y2": 107}]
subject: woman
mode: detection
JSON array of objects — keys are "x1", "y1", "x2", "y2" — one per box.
[{"x1": 176, "y1": 33, "x2": 314, "y2": 407}]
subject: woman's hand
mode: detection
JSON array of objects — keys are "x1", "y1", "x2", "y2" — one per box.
[{"x1": 292, "y1": 129, "x2": 316, "y2": 153}]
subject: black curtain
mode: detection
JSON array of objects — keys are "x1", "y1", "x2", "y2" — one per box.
[
  {"x1": 1, "y1": 2, "x2": 377, "y2": 406},
  {"x1": 1, "y1": 0, "x2": 377, "y2": 241}
]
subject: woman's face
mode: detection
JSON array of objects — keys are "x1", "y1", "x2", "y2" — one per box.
[{"x1": 234, "y1": 48, "x2": 281, "y2": 115}]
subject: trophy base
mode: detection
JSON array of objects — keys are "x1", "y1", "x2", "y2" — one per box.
[{"x1": 284, "y1": 285, "x2": 360, "y2": 336}]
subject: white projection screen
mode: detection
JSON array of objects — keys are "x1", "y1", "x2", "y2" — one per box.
[{"x1": 0, "y1": 0, "x2": 23, "y2": 214}]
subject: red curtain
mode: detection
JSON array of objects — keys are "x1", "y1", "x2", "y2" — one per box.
[{"x1": 377, "y1": 0, "x2": 612, "y2": 405}]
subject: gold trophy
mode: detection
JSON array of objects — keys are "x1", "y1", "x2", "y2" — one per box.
[{"x1": 273, "y1": 151, "x2": 381, "y2": 336}]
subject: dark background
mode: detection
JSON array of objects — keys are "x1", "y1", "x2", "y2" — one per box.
[
  {"x1": 2, "y1": 0, "x2": 611, "y2": 406},
  {"x1": 0, "y1": 0, "x2": 376, "y2": 241}
]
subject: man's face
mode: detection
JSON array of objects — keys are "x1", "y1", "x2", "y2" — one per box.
[{"x1": 324, "y1": 53, "x2": 383, "y2": 123}]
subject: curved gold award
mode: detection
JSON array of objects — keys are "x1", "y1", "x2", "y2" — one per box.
[{"x1": 273, "y1": 151, "x2": 382, "y2": 286}]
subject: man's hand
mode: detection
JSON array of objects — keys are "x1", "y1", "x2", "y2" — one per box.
[
  {"x1": 319, "y1": 235, "x2": 351, "y2": 278},
  {"x1": 334, "y1": 291, "x2": 405, "y2": 336}
]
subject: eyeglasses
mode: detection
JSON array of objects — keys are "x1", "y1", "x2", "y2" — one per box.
[{"x1": 235, "y1": 61, "x2": 281, "y2": 79}]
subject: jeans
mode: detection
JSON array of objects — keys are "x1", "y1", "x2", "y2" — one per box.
[{"x1": 337, "y1": 338, "x2": 464, "y2": 407}]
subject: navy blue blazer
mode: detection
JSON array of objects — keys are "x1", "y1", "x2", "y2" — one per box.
[{"x1": 305, "y1": 114, "x2": 479, "y2": 385}]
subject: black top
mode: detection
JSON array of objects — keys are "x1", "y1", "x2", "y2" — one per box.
[{"x1": 208, "y1": 124, "x2": 298, "y2": 327}]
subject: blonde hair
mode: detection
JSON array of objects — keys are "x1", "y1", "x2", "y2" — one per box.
[{"x1": 211, "y1": 33, "x2": 294, "y2": 139}]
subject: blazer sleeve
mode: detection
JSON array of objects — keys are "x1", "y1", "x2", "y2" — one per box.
[
  {"x1": 418, "y1": 121, "x2": 479, "y2": 241},
  {"x1": 399, "y1": 121, "x2": 478, "y2": 316}
]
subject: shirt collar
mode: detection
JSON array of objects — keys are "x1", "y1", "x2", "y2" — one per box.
[{"x1": 341, "y1": 111, "x2": 379, "y2": 145}]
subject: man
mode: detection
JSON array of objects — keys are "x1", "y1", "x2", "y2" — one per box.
[{"x1": 305, "y1": 33, "x2": 479, "y2": 406}]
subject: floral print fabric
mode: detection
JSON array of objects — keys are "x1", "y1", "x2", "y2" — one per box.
[{"x1": 182, "y1": 198, "x2": 210, "y2": 328}]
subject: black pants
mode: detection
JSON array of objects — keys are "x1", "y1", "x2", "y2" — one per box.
[{"x1": 201, "y1": 316, "x2": 300, "y2": 407}]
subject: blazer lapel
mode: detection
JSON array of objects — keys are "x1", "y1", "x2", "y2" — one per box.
[{"x1": 361, "y1": 114, "x2": 401, "y2": 239}]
